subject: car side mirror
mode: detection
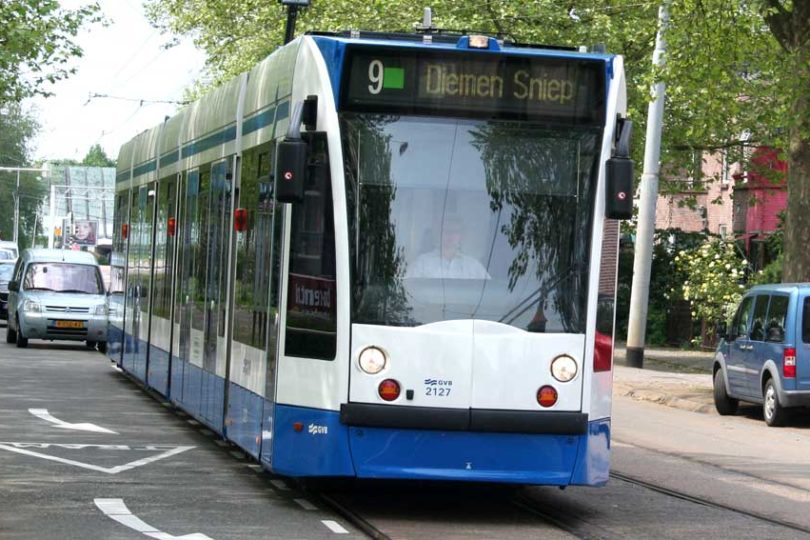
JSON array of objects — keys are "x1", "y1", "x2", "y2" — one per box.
[
  {"x1": 716, "y1": 321, "x2": 728, "y2": 340},
  {"x1": 8, "y1": 280, "x2": 18, "y2": 292}
]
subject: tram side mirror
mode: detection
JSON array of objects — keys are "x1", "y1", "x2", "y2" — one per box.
[
  {"x1": 606, "y1": 117, "x2": 634, "y2": 220},
  {"x1": 606, "y1": 157, "x2": 633, "y2": 219},
  {"x1": 8, "y1": 280, "x2": 18, "y2": 292},
  {"x1": 275, "y1": 138, "x2": 307, "y2": 204}
]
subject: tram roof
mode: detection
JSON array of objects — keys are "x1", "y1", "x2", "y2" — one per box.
[{"x1": 307, "y1": 31, "x2": 616, "y2": 62}]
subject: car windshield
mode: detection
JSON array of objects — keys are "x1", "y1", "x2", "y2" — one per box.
[
  {"x1": 23, "y1": 263, "x2": 103, "y2": 294},
  {"x1": 340, "y1": 114, "x2": 599, "y2": 333}
]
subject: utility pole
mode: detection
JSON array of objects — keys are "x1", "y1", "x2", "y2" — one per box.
[
  {"x1": 14, "y1": 169, "x2": 20, "y2": 244},
  {"x1": 279, "y1": 0, "x2": 311, "y2": 44},
  {"x1": 49, "y1": 184, "x2": 56, "y2": 249},
  {"x1": 626, "y1": 3, "x2": 669, "y2": 369}
]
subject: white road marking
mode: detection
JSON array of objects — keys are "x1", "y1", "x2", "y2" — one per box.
[
  {"x1": 0, "y1": 442, "x2": 194, "y2": 474},
  {"x1": 293, "y1": 498, "x2": 317, "y2": 510},
  {"x1": 28, "y1": 408, "x2": 117, "y2": 434},
  {"x1": 612, "y1": 441, "x2": 634, "y2": 448},
  {"x1": 321, "y1": 520, "x2": 349, "y2": 534},
  {"x1": 245, "y1": 463, "x2": 262, "y2": 472},
  {"x1": 186, "y1": 419, "x2": 200, "y2": 426},
  {"x1": 95, "y1": 498, "x2": 214, "y2": 539},
  {"x1": 270, "y1": 479, "x2": 290, "y2": 491}
]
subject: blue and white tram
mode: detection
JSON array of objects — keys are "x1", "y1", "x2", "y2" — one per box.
[{"x1": 109, "y1": 31, "x2": 633, "y2": 486}]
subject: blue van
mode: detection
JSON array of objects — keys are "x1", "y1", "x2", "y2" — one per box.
[{"x1": 714, "y1": 284, "x2": 810, "y2": 426}]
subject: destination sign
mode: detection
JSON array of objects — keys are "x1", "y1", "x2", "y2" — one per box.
[{"x1": 341, "y1": 47, "x2": 605, "y2": 124}]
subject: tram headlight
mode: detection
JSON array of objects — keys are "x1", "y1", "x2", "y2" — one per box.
[
  {"x1": 550, "y1": 354, "x2": 578, "y2": 382},
  {"x1": 358, "y1": 346, "x2": 387, "y2": 374}
]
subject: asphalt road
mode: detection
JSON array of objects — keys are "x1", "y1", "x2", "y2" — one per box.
[
  {"x1": 0, "y1": 334, "x2": 363, "y2": 540},
  {"x1": 2, "y1": 329, "x2": 809, "y2": 540}
]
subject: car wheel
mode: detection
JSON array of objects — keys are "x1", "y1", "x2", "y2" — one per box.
[
  {"x1": 15, "y1": 318, "x2": 27, "y2": 348},
  {"x1": 763, "y1": 379, "x2": 786, "y2": 427},
  {"x1": 6, "y1": 324, "x2": 15, "y2": 343},
  {"x1": 86, "y1": 340, "x2": 97, "y2": 349},
  {"x1": 713, "y1": 369, "x2": 738, "y2": 415},
  {"x1": 97, "y1": 342, "x2": 108, "y2": 354}
]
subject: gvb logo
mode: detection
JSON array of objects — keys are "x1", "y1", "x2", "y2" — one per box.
[{"x1": 308, "y1": 424, "x2": 328, "y2": 435}]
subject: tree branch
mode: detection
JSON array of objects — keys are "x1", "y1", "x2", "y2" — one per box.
[{"x1": 762, "y1": 0, "x2": 793, "y2": 52}]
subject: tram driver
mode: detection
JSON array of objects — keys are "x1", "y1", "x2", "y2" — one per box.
[{"x1": 406, "y1": 218, "x2": 491, "y2": 280}]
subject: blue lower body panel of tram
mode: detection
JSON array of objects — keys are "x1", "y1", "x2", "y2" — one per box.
[
  {"x1": 269, "y1": 404, "x2": 610, "y2": 485},
  {"x1": 147, "y1": 344, "x2": 170, "y2": 396}
]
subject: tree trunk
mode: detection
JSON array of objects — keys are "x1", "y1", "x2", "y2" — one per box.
[{"x1": 782, "y1": 44, "x2": 810, "y2": 282}]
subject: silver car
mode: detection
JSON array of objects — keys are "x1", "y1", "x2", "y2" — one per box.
[{"x1": 6, "y1": 249, "x2": 107, "y2": 351}]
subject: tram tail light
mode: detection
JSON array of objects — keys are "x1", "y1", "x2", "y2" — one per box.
[
  {"x1": 293, "y1": 422, "x2": 304, "y2": 432},
  {"x1": 594, "y1": 330, "x2": 613, "y2": 372},
  {"x1": 167, "y1": 217, "x2": 176, "y2": 237},
  {"x1": 537, "y1": 385, "x2": 558, "y2": 408},
  {"x1": 378, "y1": 379, "x2": 401, "y2": 401},
  {"x1": 234, "y1": 208, "x2": 248, "y2": 232},
  {"x1": 121, "y1": 223, "x2": 128, "y2": 239},
  {"x1": 784, "y1": 347, "x2": 796, "y2": 378}
]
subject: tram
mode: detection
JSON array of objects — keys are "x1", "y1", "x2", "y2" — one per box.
[{"x1": 108, "y1": 29, "x2": 633, "y2": 486}]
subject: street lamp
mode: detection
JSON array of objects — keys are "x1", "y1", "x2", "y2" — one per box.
[{"x1": 279, "y1": 0, "x2": 311, "y2": 44}]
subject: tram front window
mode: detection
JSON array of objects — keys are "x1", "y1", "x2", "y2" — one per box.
[{"x1": 340, "y1": 114, "x2": 599, "y2": 334}]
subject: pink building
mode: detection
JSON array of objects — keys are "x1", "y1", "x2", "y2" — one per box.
[{"x1": 654, "y1": 146, "x2": 787, "y2": 270}]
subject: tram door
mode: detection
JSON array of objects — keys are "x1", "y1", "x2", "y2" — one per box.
[
  {"x1": 200, "y1": 159, "x2": 232, "y2": 428},
  {"x1": 123, "y1": 184, "x2": 154, "y2": 382},
  {"x1": 172, "y1": 170, "x2": 197, "y2": 406},
  {"x1": 172, "y1": 163, "x2": 231, "y2": 431},
  {"x1": 107, "y1": 191, "x2": 130, "y2": 364}
]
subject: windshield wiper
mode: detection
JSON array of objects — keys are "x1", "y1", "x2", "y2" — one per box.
[
  {"x1": 498, "y1": 266, "x2": 580, "y2": 326},
  {"x1": 59, "y1": 289, "x2": 94, "y2": 294},
  {"x1": 25, "y1": 287, "x2": 55, "y2": 292}
]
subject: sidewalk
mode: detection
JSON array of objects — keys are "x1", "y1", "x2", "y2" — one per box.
[{"x1": 612, "y1": 344, "x2": 716, "y2": 414}]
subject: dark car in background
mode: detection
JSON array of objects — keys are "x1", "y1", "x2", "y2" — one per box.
[{"x1": 0, "y1": 261, "x2": 14, "y2": 321}]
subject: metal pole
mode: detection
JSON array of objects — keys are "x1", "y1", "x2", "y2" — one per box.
[
  {"x1": 283, "y1": 5, "x2": 299, "y2": 44},
  {"x1": 279, "y1": 0, "x2": 310, "y2": 44},
  {"x1": 626, "y1": 3, "x2": 669, "y2": 369},
  {"x1": 49, "y1": 184, "x2": 56, "y2": 249},
  {"x1": 13, "y1": 169, "x2": 20, "y2": 244},
  {"x1": 31, "y1": 212, "x2": 38, "y2": 247}
]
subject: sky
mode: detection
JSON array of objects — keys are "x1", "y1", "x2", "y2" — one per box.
[{"x1": 28, "y1": 0, "x2": 207, "y2": 163}]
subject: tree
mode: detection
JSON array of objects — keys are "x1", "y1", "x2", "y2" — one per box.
[
  {"x1": 674, "y1": 238, "x2": 748, "y2": 346},
  {"x1": 0, "y1": 104, "x2": 46, "y2": 248},
  {"x1": 145, "y1": 1, "x2": 810, "y2": 277},
  {"x1": 82, "y1": 144, "x2": 115, "y2": 167},
  {"x1": 0, "y1": 1, "x2": 101, "y2": 103}
]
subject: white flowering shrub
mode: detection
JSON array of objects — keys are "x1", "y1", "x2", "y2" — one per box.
[{"x1": 674, "y1": 239, "x2": 747, "y2": 336}]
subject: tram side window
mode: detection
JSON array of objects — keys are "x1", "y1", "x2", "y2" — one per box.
[
  {"x1": 109, "y1": 193, "x2": 128, "y2": 295},
  {"x1": 234, "y1": 143, "x2": 277, "y2": 349},
  {"x1": 285, "y1": 133, "x2": 337, "y2": 360},
  {"x1": 153, "y1": 178, "x2": 176, "y2": 319}
]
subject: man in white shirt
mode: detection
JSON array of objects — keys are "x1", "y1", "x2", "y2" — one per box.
[{"x1": 407, "y1": 219, "x2": 491, "y2": 279}]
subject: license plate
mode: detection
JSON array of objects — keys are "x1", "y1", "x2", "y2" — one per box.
[{"x1": 55, "y1": 320, "x2": 84, "y2": 329}]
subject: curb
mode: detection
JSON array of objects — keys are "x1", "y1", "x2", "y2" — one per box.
[{"x1": 614, "y1": 386, "x2": 715, "y2": 414}]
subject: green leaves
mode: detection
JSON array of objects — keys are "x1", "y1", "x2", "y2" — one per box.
[{"x1": 0, "y1": 0, "x2": 101, "y2": 102}]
